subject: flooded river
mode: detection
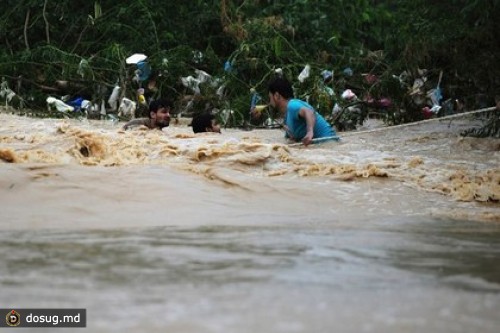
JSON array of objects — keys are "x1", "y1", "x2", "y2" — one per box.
[{"x1": 0, "y1": 112, "x2": 499, "y2": 332}]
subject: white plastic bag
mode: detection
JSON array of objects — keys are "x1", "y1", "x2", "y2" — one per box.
[
  {"x1": 341, "y1": 89, "x2": 357, "y2": 100},
  {"x1": 46, "y1": 97, "x2": 74, "y2": 113},
  {"x1": 181, "y1": 76, "x2": 201, "y2": 95},
  {"x1": 118, "y1": 97, "x2": 137, "y2": 119},
  {"x1": 298, "y1": 65, "x2": 311, "y2": 83},
  {"x1": 108, "y1": 85, "x2": 121, "y2": 111}
]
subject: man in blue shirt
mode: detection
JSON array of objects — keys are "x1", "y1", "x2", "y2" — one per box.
[{"x1": 267, "y1": 77, "x2": 335, "y2": 146}]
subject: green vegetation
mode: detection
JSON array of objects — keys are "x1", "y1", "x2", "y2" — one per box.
[{"x1": 0, "y1": 0, "x2": 498, "y2": 134}]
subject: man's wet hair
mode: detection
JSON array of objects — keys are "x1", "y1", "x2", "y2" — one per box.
[
  {"x1": 268, "y1": 77, "x2": 294, "y2": 99},
  {"x1": 148, "y1": 98, "x2": 173, "y2": 117},
  {"x1": 191, "y1": 113, "x2": 215, "y2": 133}
]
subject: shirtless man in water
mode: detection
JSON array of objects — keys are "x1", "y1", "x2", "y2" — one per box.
[{"x1": 122, "y1": 98, "x2": 172, "y2": 130}]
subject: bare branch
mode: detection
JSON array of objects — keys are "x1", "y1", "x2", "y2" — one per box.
[
  {"x1": 43, "y1": 0, "x2": 50, "y2": 44},
  {"x1": 24, "y1": 9, "x2": 31, "y2": 50},
  {"x1": 71, "y1": 24, "x2": 89, "y2": 54}
]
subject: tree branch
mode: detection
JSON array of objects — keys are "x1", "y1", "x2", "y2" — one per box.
[
  {"x1": 24, "y1": 8, "x2": 31, "y2": 50},
  {"x1": 43, "y1": 0, "x2": 50, "y2": 44},
  {"x1": 70, "y1": 24, "x2": 88, "y2": 54}
]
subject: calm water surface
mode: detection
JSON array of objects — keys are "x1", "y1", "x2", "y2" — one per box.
[{"x1": 1, "y1": 217, "x2": 499, "y2": 333}]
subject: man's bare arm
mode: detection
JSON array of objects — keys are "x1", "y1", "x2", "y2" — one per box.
[{"x1": 298, "y1": 107, "x2": 315, "y2": 146}]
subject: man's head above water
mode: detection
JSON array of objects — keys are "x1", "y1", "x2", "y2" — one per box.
[
  {"x1": 149, "y1": 98, "x2": 173, "y2": 129},
  {"x1": 191, "y1": 112, "x2": 221, "y2": 133}
]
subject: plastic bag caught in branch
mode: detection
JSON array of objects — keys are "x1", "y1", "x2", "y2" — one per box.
[
  {"x1": 46, "y1": 96, "x2": 74, "y2": 113},
  {"x1": 77, "y1": 59, "x2": 93, "y2": 79},
  {"x1": 298, "y1": 64, "x2": 311, "y2": 83},
  {"x1": 108, "y1": 85, "x2": 120, "y2": 111},
  {"x1": 194, "y1": 69, "x2": 212, "y2": 84},
  {"x1": 126, "y1": 53, "x2": 147, "y2": 64},
  {"x1": 182, "y1": 69, "x2": 217, "y2": 95},
  {"x1": 181, "y1": 76, "x2": 201, "y2": 95},
  {"x1": 427, "y1": 71, "x2": 444, "y2": 110},
  {"x1": 341, "y1": 89, "x2": 357, "y2": 101},
  {"x1": 0, "y1": 78, "x2": 17, "y2": 103},
  {"x1": 136, "y1": 61, "x2": 151, "y2": 82}
]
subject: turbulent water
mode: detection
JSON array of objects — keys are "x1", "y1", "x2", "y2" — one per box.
[{"x1": 0, "y1": 112, "x2": 499, "y2": 332}]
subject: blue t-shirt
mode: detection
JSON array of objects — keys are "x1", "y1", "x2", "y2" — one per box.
[{"x1": 285, "y1": 99, "x2": 335, "y2": 140}]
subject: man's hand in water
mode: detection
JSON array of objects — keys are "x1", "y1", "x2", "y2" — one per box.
[
  {"x1": 298, "y1": 107, "x2": 316, "y2": 146},
  {"x1": 302, "y1": 131, "x2": 314, "y2": 146}
]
